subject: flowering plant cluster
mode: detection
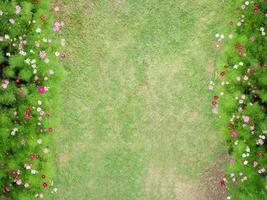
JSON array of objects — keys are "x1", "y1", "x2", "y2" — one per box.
[
  {"x1": 0, "y1": 1, "x2": 64, "y2": 199},
  {"x1": 210, "y1": 0, "x2": 266, "y2": 199}
]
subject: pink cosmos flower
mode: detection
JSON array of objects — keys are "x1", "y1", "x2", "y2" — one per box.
[
  {"x1": 16, "y1": 5, "x2": 21, "y2": 14},
  {"x1": 229, "y1": 159, "x2": 235, "y2": 165},
  {"x1": 0, "y1": 36, "x2": 4, "y2": 41},
  {"x1": 212, "y1": 107, "x2": 218, "y2": 114},
  {"x1": 38, "y1": 86, "x2": 46, "y2": 94},
  {"x1": 9, "y1": 18, "x2": 15, "y2": 24},
  {"x1": 53, "y1": 22, "x2": 61, "y2": 32},
  {"x1": 231, "y1": 131, "x2": 238, "y2": 138},
  {"x1": 242, "y1": 115, "x2": 250, "y2": 123},
  {"x1": 39, "y1": 51, "x2": 46, "y2": 59},
  {"x1": 16, "y1": 179, "x2": 22, "y2": 185},
  {"x1": 257, "y1": 139, "x2": 264, "y2": 145},
  {"x1": 1, "y1": 80, "x2": 9, "y2": 89},
  {"x1": 53, "y1": 21, "x2": 64, "y2": 32}
]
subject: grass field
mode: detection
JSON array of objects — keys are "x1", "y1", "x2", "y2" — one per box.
[{"x1": 52, "y1": 0, "x2": 230, "y2": 199}]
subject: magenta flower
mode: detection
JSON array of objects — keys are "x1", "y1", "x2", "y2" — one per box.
[
  {"x1": 229, "y1": 159, "x2": 235, "y2": 165},
  {"x1": 38, "y1": 86, "x2": 46, "y2": 94},
  {"x1": 24, "y1": 113, "x2": 30, "y2": 119},
  {"x1": 231, "y1": 131, "x2": 238, "y2": 138}
]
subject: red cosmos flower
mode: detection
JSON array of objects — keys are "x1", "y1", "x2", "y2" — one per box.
[
  {"x1": 15, "y1": 79, "x2": 21, "y2": 84},
  {"x1": 220, "y1": 71, "x2": 225, "y2": 77},
  {"x1": 45, "y1": 113, "x2": 50, "y2": 118},
  {"x1": 234, "y1": 44, "x2": 244, "y2": 49},
  {"x1": 229, "y1": 21, "x2": 234, "y2": 27},
  {"x1": 254, "y1": 8, "x2": 259, "y2": 14},
  {"x1": 42, "y1": 182, "x2": 48, "y2": 188},
  {"x1": 26, "y1": 107, "x2": 31, "y2": 113},
  {"x1": 40, "y1": 15, "x2": 46, "y2": 22},
  {"x1": 211, "y1": 101, "x2": 217, "y2": 107},
  {"x1": 12, "y1": 170, "x2": 17, "y2": 175},
  {"x1": 214, "y1": 95, "x2": 219, "y2": 100},
  {"x1": 3, "y1": 187, "x2": 10, "y2": 193},
  {"x1": 30, "y1": 154, "x2": 35, "y2": 160},
  {"x1": 60, "y1": 53, "x2": 66, "y2": 60},
  {"x1": 220, "y1": 180, "x2": 226, "y2": 188}
]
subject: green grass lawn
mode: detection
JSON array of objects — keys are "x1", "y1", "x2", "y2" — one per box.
[{"x1": 52, "y1": 0, "x2": 230, "y2": 199}]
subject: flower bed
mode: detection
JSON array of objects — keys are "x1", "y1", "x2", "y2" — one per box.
[
  {"x1": 0, "y1": 1, "x2": 64, "y2": 199},
  {"x1": 210, "y1": 0, "x2": 266, "y2": 199}
]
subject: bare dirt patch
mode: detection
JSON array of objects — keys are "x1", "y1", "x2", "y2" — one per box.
[
  {"x1": 144, "y1": 154, "x2": 228, "y2": 200},
  {"x1": 174, "y1": 154, "x2": 228, "y2": 200}
]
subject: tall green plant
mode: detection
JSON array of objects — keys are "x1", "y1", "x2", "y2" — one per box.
[
  {"x1": 210, "y1": 1, "x2": 267, "y2": 199},
  {"x1": 0, "y1": 1, "x2": 64, "y2": 199}
]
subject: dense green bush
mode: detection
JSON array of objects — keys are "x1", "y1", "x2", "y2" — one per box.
[
  {"x1": 210, "y1": 0, "x2": 267, "y2": 199},
  {"x1": 0, "y1": 0, "x2": 64, "y2": 199}
]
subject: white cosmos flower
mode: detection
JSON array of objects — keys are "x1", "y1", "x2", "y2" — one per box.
[
  {"x1": 43, "y1": 148, "x2": 49, "y2": 154},
  {"x1": 36, "y1": 28, "x2": 41, "y2": 33}
]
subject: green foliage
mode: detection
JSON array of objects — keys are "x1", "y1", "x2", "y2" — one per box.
[
  {"x1": 212, "y1": 0, "x2": 267, "y2": 199},
  {"x1": 0, "y1": 0, "x2": 64, "y2": 199}
]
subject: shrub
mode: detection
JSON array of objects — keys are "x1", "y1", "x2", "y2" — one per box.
[
  {"x1": 0, "y1": 1, "x2": 64, "y2": 199},
  {"x1": 210, "y1": 0, "x2": 267, "y2": 199}
]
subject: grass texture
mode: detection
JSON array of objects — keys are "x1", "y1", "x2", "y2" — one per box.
[{"x1": 52, "y1": 0, "x2": 231, "y2": 199}]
